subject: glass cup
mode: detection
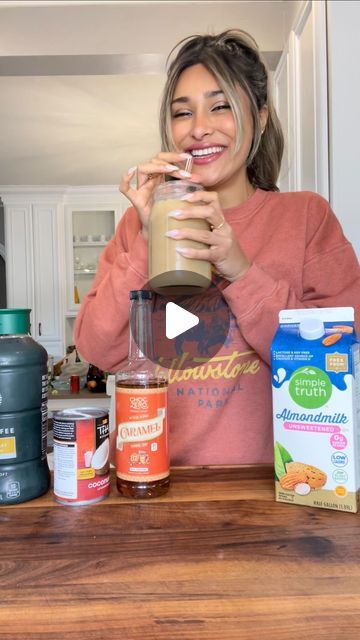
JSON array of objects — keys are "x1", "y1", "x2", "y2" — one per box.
[{"x1": 149, "y1": 181, "x2": 211, "y2": 296}]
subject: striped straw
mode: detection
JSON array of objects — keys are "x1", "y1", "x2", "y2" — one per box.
[{"x1": 184, "y1": 155, "x2": 193, "y2": 174}]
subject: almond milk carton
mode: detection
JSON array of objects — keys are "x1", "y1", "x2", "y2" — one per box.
[{"x1": 271, "y1": 307, "x2": 360, "y2": 512}]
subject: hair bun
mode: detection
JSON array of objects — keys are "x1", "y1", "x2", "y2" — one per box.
[{"x1": 215, "y1": 39, "x2": 241, "y2": 55}]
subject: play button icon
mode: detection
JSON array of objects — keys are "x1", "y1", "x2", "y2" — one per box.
[
  {"x1": 130, "y1": 280, "x2": 231, "y2": 371},
  {"x1": 166, "y1": 302, "x2": 199, "y2": 339}
]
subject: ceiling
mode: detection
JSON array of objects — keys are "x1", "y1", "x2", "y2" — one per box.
[{"x1": 0, "y1": 0, "x2": 302, "y2": 186}]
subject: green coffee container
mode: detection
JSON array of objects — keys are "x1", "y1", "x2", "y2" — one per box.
[{"x1": 0, "y1": 309, "x2": 50, "y2": 504}]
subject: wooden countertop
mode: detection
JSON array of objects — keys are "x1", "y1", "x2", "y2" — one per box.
[{"x1": 1, "y1": 465, "x2": 360, "y2": 639}]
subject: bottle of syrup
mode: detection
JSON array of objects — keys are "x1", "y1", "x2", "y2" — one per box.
[{"x1": 115, "y1": 290, "x2": 169, "y2": 498}]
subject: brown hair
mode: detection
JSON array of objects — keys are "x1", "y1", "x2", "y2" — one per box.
[{"x1": 159, "y1": 29, "x2": 284, "y2": 191}]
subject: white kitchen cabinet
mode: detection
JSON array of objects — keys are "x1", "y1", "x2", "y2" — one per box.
[
  {"x1": 3, "y1": 190, "x2": 64, "y2": 357},
  {"x1": 3, "y1": 186, "x2": 126, "y2": 358},
  {"x1": 64, "y1": 204, "x2": 121, "y2": 314},
  {"x1": 31, "y1": 204, "x2": 63, "y2": 353},
  {"x1": 4, "y1": 203, "x2": 33, "y2": 309},
  {"x1": 273, "y1": 45, "x2": 292, "y2": 193}
]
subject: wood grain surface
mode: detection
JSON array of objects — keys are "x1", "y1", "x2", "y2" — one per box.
[{"x1": 0, "y1": 465, "x2": 360, "y2": 639}]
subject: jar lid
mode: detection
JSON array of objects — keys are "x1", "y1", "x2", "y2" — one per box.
[
  {"x1": 299, "y1": 317, "x2": 325, "y2": 340},
  {"x1": 154, "y1": 180, "x2": 203, "y2": 200},
  {"x1": 130, "y1": 290, "x2": 152, "y2": 300},
  {"x1": 0, "y1": 308, "x2": 31, "y2": 335}
]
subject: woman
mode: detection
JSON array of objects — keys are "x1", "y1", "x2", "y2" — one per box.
[{"x1": 74, "y1": 29, "x2": 360, "y2": 465}]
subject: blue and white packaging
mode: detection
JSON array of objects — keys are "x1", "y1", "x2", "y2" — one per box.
[{"x1": 271, "y1": 307, "x2": 360, "y2": 512}]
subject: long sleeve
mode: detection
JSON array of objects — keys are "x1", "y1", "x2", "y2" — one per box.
[
  {"x1": 223, "y1": 191, "x2": 360, "y2": 364},
  {"x1": 74, "y1": 207, "x2": 148, "y2": 371}
]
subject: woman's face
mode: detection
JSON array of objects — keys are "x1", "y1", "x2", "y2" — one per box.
[{"x1": 170, "y1": 63, "x2": 255, "y2": 193}]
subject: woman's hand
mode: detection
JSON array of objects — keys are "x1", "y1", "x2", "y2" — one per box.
[
  {"x1": 119, "y1": 152, "x2": 200, "y2": 239},
  {"x1": 164, "y1": 189, "x2": 251, "y2": 282}
]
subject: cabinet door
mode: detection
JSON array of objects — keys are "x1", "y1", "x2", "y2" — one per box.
[
  {"x1": 32, "y1": 205, "x2": 63, "y2": 355},
  {"x1": 274, "y1": 0, "x2": 329, "y2": 198},
  {"x1": 65, "y1": 206, "x2": 119, "y2": 313},
  {"x1": 5, "y1": 205, "x2": 33, "y2": 308},
  {"x1": 5, "y1": 202, "x2": 63, "y2": 356},
  {"x1": 273, "y1": 47, "x2": 293, "y2": 192}
]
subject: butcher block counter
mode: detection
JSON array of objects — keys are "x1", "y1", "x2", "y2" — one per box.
[{"x1": 1, "y1": 465, "x2": 360, "y2": 640}]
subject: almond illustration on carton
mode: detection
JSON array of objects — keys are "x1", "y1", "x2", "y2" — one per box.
[
  {"x1": 322, "y1": 333, "x2": 342, "y2": 346},
  {"x1": 286, "y1": 461, "x2": 327, "y2": 489},
  {"x1": 279, "y1": 470, "x2": 307, "y2": 490},
  {"x1": 331, "y1": 325, "x2": 353, "y2": 334}
]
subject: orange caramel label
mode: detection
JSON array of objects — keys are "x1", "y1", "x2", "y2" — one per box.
[{"x1": 115, "y1": 387, "x2": 169, "y2": 482}]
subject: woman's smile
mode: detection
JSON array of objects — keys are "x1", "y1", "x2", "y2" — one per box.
[{"x1": 187, "y1": 144, "x2": 227, "y2": 165}]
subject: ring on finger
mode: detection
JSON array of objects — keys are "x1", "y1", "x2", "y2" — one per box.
[{"x1": 211, "y1": 218, "x2": 225, "y2": 231}]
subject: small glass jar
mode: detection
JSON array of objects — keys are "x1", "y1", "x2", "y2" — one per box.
[{"x1": 148, "y1": 181, "x2": 212, "y2": 295}]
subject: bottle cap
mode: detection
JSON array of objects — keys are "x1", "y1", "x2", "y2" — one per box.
[
  {"x1": 299, "y1": 317, "x2": 325, "y2": 340},
  {"x1": 0, "y1": 308, "x2": 31, "y2": 335},
  {"x1": 130, "y1": 290, "x2": 152, "y2": 300}
]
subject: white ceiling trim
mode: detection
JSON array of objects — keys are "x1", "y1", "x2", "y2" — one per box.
[
  {"x1": 0, "y1": 53, "x2": 168, "y2": 76},
  {"x1": 0, "y1": 1, "x2": 232, "y2": 5},
  {"x1": 0, "y1": 51, "x2": 281, "y2": 76}
]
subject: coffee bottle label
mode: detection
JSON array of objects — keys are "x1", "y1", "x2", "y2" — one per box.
[{"x1": 115, "y1": 387, "x2": 169, "y2": 482}]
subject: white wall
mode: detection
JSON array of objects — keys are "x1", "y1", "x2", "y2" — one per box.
[
  {"x1": 0, "y1": 2, "x2": 288, "y2": 55},
  {"x1": 283, "y1": 0, "x2": 304, "y2": 35},
  {"x1": 327, "y1": 0, "x2": 360, "y2": 259}
]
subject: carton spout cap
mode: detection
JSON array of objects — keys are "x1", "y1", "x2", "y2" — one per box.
[{"x1": 299, "y1": 317, "x2": 325, "y2": 340}]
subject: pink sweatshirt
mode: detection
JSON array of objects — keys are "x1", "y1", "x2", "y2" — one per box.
[{"x1": 74, "y1": 189, "x2": 360, "y2": 465}]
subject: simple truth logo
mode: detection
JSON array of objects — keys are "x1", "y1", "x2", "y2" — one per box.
[{"x1": 289, "y1": 366, "x2": 332, "y2": 409}]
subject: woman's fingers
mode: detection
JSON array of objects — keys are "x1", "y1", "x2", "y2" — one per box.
[
  {"x1": 176, "y1": 190, "x2": 226, "y2": 227},
  {"x1": 177, "y1": 247, "x2": 211, "y2": 261},
  {"x1": 169, "y1": 204, "x2": 226, "y2": 231},
  {"x1": 121, "y1": 163, "x2": 198, "y2": 191},
  {"x1": 165, "y1": 222, "x2": 251, "y2": 281},
  {"x1": 135, "y1": 163, "x2": 176, "y2": 188},
  {"x1": 119, "y1": 166, "x2": 137, "y2": 197},
  {"x1": 165, "y1": 227, "x2": 227, "y2": 245},
  {"x1": 119, "y1": 151, "x2": 200, "y2": 197},
  {"x1": 180, "y1": 189, "x2": 217, "y2": 204},
  {"x1": 153, "y1": 153, "x2": 202, "y2": 182}
]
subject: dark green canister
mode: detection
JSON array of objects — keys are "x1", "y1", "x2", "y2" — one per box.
[{"x1": 0, "y1": 309, "x2": 50, "y2": 504}]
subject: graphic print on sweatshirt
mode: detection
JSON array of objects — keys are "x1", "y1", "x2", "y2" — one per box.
[
  {"x1": 131, "y1": 280, "x2": 231, "y2": 369},
  {"x1": 130, "y1": 280, "x2": 262, "y2": 411}
]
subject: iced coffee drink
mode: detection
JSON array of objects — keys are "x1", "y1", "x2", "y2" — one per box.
[{"x1": 149, "y1": 181, "x2": 211, "y2": 295}]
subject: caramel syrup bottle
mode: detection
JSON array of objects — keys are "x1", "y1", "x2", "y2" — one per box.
[{"x1": 115, "y1": 290, "x2": 170, "y2": 498}]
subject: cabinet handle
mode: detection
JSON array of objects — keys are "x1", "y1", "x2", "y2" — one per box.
[{"x1": 38, "y1": 322, "x2": 42, "y2": 336}]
